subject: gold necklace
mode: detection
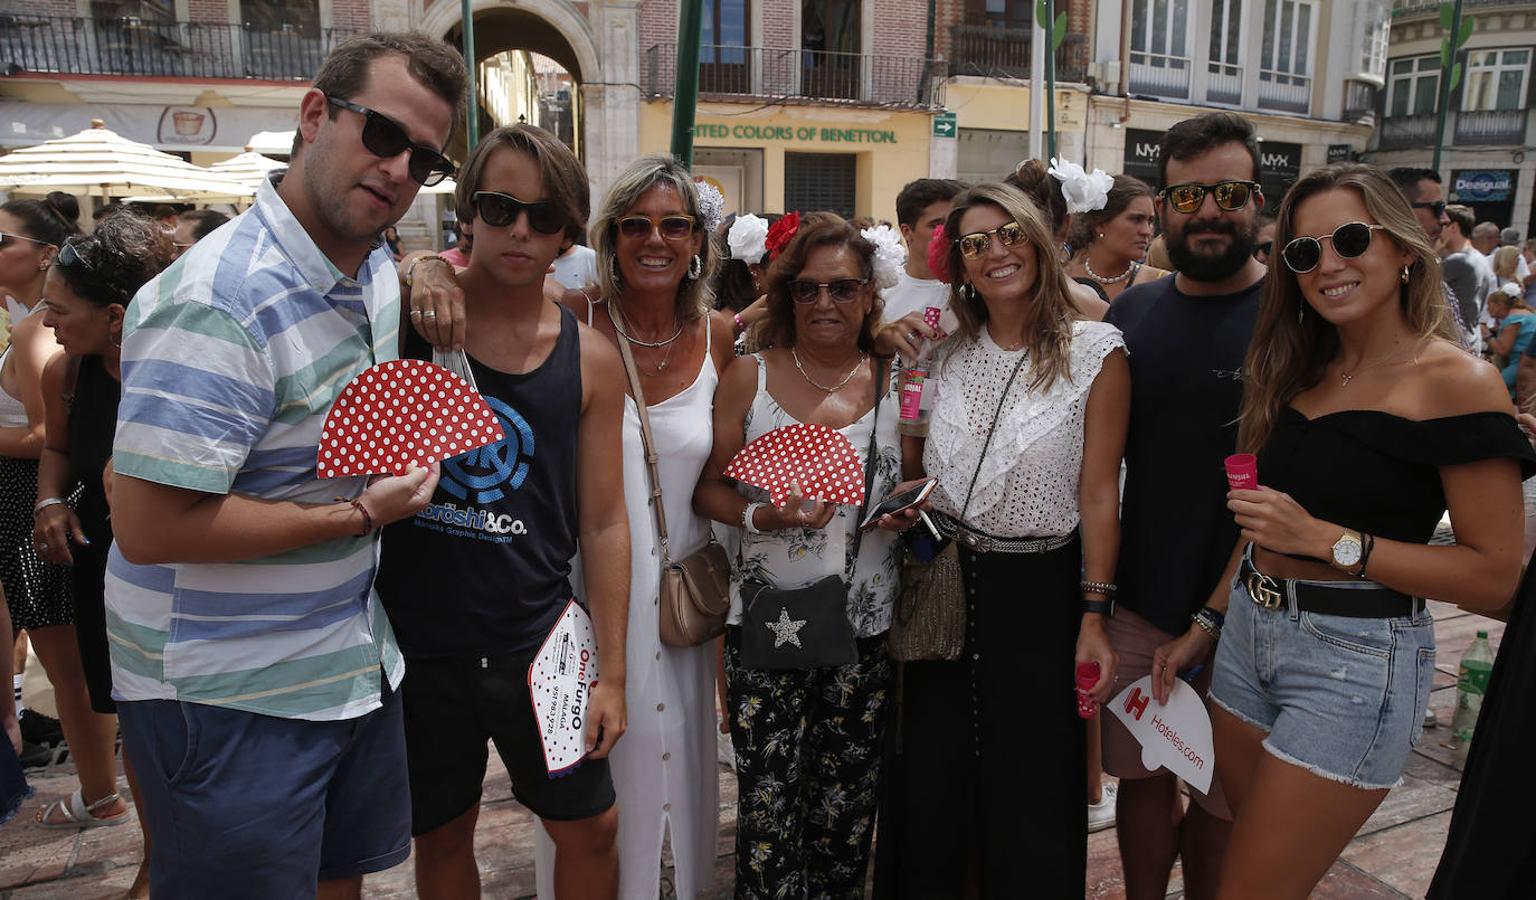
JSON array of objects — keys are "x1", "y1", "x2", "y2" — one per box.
[
  {"x1": 1339, "y1": 343, "x2": 1418, "y2": 387},
  {"x1": 792, "y1": 347, "x2": 866, "y2": 393}
]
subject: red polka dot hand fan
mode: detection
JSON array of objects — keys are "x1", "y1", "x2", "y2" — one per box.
[
  {"x1": 317, "y1": 359, "x2": 505, "y2": 478},
  {"x1": 724, "y1": 423, "x2": 866, "y2": 507}
]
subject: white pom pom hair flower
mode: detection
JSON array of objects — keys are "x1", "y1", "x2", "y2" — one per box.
[
  {"x1": 1047, "y1": 157, "x2": 1114, "y2": 215},
  {"x1": 693, "y1": 179, "x2": 726, "y2": 234},
  {"x1": 860, "y1": 223, "x2": 908, "y2": 291},
  {"x1": 727, "y1": 213, "x2": 769, "y2": 262}
]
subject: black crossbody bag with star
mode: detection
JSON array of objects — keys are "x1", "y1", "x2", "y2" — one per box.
[{"x1": 738, "y1": 361, "x2": 885, "y2": 670}]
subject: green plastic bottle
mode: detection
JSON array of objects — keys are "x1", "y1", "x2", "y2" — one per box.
[{"x1": 1451, "y1": 631, "x2": 1495, "y2": 757}]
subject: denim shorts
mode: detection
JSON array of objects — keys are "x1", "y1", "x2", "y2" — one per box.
[{"x1": 1209, "y1": 574, "x2": 1436, "y2": 790}]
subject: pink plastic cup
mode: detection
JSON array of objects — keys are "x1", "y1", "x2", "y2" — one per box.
[
  {"x1": 1075, "y1": 661, "x2": 1101, "y2": 719},
  {"x1": 1224, "y1": 453, "x2": 1258, "y2": 491}
]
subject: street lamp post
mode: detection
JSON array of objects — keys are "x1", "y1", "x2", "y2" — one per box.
[
  {"x1": 462, "y1": 0, "x2": 479, "y2": 149},
  {"x1": 1432, "y1": 0, "x2": 1468, "y2": 174},
  {"x1": 670, "y1": 0, "x2": 705, "y2": 168}
]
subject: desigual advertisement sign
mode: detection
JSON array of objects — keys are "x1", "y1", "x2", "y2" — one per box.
[{"x1": 1454, "y1": 169, "x2": 1514, "y2": 202}]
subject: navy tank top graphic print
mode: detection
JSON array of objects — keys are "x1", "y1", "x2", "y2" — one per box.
[{"x1": 378, "y1": 305, "x2": 583, "y2": 658}]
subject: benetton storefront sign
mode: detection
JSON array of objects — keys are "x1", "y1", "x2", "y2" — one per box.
[{"x1": 695, "y1": 121, "x2": 899, "y2": 144}]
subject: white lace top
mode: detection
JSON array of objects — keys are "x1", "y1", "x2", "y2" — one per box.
[{"x1": 924, "y1": 319, "x2": 1125, "y2": 538}]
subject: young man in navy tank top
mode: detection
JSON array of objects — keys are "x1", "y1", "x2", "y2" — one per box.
[{"x1": 374, "y1": 125, "x2": 631, "y2": 900}]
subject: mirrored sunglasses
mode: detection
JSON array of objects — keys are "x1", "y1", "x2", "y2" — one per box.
[
  {"x1": 956, "y1": 221, "x2": 1027, "y2": 260},
  {"x1": 1160, "y1": 181, "x2": 1262, "y2": 215}
]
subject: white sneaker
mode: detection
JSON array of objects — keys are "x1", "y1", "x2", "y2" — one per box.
[
  {"x1": 1087, "y1": 782, "x2": 1117, "y2": 833},
  {"x1": 1424, "y1": 707, "x2": 1438, "y2": 728}
]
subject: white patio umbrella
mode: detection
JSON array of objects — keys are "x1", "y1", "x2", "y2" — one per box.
[
  {"x1": 0, "y1": 120, "x2": 248, "y2": 203},
  {"x1": 208, "y1": 147, "x2": 286, "y2": 193},
  {"x1": 247, "y1": 130, "x2": 295, "y2": 156}
]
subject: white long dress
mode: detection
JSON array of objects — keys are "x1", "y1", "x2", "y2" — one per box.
[{"x1": 536, "y1": 316, "x2": 721, "y2": 899}]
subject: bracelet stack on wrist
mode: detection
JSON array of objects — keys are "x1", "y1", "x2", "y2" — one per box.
[
  {"x1": 1192, "y1": 605, "x2": 1224, "y2": 640},
  {"x1": 404, "y1": 254, "x2": 449, "y2": 288},
  {"x1": 338, "y1": 497, "x2": 374, "y2": 536}
]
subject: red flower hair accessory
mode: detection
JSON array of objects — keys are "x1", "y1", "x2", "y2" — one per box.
[
  {"x1": 764, "y1": 211, "x2": 801, "y2": 261},
  {"x1": 927, "y1": 223, "x2": 952, "y2": 285}
]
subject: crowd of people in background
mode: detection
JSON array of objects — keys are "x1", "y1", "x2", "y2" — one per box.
[{"x1": 4, "y1": 28, "x2": 1536, "y2": 900}]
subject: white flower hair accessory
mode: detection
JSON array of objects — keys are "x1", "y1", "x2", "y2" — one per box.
[
  {"x1": 727, "y1": 213, "x2": 769, "y2": 262},
  {"x1": 860, "y1": 223, "x2": 907, "y2": 291},
  {"x1": 1047, "y1": 157, "x2": 1114, "y2": 215},
  {"x1": 693, "y1": 179, "x2": 725, "y2": 234}
]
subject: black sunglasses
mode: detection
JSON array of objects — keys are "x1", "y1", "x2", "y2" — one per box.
[
  {"x1": 472, "y1": 192, "x2": 566, "y2": 235},
  {"x1": 789, "y1": 278, "x2": 868, "y2": 304},
  {"x1": 1160, "y1": 181, "x2": 1262, "y2": 214},
  {"x1": 1411, "y1": 200, "x2": 1447, "y2": 218},
  {"x1": 326, "y1": 96, "x2": 455, "y2": 187},
  {"x1": 1281, "y1": 222, "x2": 1388, "y2": 274},
  {"x1": 0, "y1": 230, "x2": 54, "y2": 249}
]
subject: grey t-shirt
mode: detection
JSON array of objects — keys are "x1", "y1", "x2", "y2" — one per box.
[{"x1": 1443, "y1": 247, "x2": 1493, "y2": 327}]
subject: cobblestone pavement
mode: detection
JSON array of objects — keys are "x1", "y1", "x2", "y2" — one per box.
[{"x1": 0, "y1": 599, "x2": 1495, "y2": 898}]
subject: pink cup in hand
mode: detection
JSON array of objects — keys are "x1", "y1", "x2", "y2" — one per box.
[
  {"x1": 1075, "y1": 661, "x2": 1101, "y2": 719},
  {"x1": 1224, "y1": 453, "x2": 1258, "y2": 491}
]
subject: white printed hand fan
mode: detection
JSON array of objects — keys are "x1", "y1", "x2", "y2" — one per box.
[
  {"x1": 317, "y1": 359, "x2": 504, "y2": 478},
  {"x1": 724, "y1": 423, "x2": 866, "y2": 507},
  {"x1": 529, "y1": 599, "x2": 601, "y2": 776}
]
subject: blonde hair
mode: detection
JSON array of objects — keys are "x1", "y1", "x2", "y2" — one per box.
[
  {"x1": 941, "y1": 182, "x2": 1082, "y2": 391},
  {"x1": 1238, "y1": 164, "x2": 1458, "y2": 452},
  {"x1": 1493, "y1": 245, "x2": 1521, "y2": 282},
  {"x1": 589, "y1": 155, "x2": 717, "y2": 320}
]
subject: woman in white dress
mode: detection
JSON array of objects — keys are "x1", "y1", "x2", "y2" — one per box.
[{"x1": 536, "y1": 156, "x2": 734, "y2": 899}]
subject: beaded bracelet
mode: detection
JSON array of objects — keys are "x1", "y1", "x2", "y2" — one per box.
[{"x1": 1080, "y1": 580, "x2": 1117, "y2": 596}]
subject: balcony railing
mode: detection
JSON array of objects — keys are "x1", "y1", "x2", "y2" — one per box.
[
  {"x1": 1454, "y1": 108, "x2": 1528, "y2": 145},
  {"x1": 1128, "y1": 51, "x2": 1191, "y2": 99},
  {"x1": 1377, "y1": 112, "x2": 1436, "y2": 150},
  {"x1": 642, "y1": 43, "x2": 945, "y2": 108},
  {"x1": 1394, "y1": 0, "x2": 1529, "y2": 15},
  {"x1": 1257, "y1": 69, "x2": 1311, "y2": 114},
  {"x1": 947, "y1": 24, "x2": 1089, "y2": 83},
  {"x1": 1205, "y1": 62, "x2": 1243, "y2": 105},
  {"x1": 0, "y1": 15, "x2": 360, "y2": 81}
]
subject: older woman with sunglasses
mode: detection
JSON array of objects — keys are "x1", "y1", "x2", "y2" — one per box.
[
  {"x1": 32, "y1": 214, "x2": 173, "y2": 896},
  {"x1": 875, "y1": 182, "x2": 1126, "y2": 898},
  {"x1": 695, "y1": 213, "x2": 911, "y2": 899},
  {"x1": 1205, "y1": 163, "x2": 1536, "y2": 899}
]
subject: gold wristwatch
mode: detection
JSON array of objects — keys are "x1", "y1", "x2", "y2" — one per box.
[{"x1": 1329, "y1": 529, "x2": 1364, "y2": 573}]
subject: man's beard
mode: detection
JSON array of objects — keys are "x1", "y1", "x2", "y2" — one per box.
[{"x1": 1166, "y1": 218, "x2": 1259, "y2": 282}]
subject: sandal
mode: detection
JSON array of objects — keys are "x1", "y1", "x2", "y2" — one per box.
[{"x1": 36, "y1": 789, "x2": 128, "y2": 830}]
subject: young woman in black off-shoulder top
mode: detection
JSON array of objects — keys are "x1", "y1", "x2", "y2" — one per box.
[{"x1": 1195, "y1": 164, "x2": 1536, "y2": 900}]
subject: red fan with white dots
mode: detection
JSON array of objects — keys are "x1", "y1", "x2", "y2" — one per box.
[
  {"x1": 317, "y1": 359, "x2": 504, "y2": 478},
  {"x1": 724, "y1": 423, "x2": 866, "y2": 507}
]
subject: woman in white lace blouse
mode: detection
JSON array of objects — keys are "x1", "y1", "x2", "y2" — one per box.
[{"x1": 873, "y1": 182, "x2": 1128, "y2": 898}]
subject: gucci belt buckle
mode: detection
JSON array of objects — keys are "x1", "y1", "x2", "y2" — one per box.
[{"x1": 1246, "y1": 570, "x2": 1284, "y2": 610}]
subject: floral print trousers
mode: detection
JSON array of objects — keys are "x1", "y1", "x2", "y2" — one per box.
[{"x1": 724, "y1": 627, "x2": 894, "y2": 900}]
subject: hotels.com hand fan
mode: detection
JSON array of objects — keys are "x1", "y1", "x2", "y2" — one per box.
[
  {"x1": 317, "y1": 359, "x2": 504, "y2": 478},
  {"x1": 529, "y1": 599, "x2": 601, "y2": 776},
  {"x1": 724, "y1": 423, "x2": 866, "y2": 507},
  {"x1": 1108, "y1": 676, "x2": 1215, "y2": 793}
]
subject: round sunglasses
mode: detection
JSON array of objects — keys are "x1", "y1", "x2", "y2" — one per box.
[
  {"x1": 955, "y1": 221, "x2": 1027, "y2": 259},
  {"x1": 1281, "y1": 222, "x2": 1387, "y2": 274},
  {"x1": 789, "y1": 278, "x2": 868, "y2": 304},
  {"x1": 1159, "y1": 181, "x2": 1262, "y2": 215},
  {"x1": 326, "y1": 96, "x2": 455, "y2": 187},
  {"x1": 617, "y1": 214, "x2": 697, "y2": 241},
  {"x1": 472, "y1": 191, "x2": 566, "y2": 235}
]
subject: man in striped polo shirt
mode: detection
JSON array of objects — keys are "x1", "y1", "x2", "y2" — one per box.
[{"x1": 103, "y1": 34, "x2": 465, "y2": 897}]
